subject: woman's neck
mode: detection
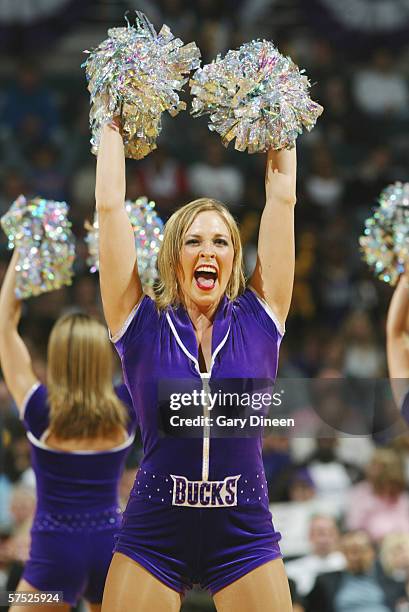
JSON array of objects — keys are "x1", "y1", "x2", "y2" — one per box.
[{"x1": 184, "y1": 297, "x2": 219, "y2": 332}]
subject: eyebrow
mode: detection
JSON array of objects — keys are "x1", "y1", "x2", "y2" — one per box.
[{"x1": 185, "y1": 233, "x2": 230, "y2": 239}]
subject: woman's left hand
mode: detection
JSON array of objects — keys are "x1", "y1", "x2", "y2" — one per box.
[{"x1": 265, "y1": 148, "x2": 297, "y2": 207}]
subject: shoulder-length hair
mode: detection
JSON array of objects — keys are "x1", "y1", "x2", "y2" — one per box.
[
  {"x1": 156, "y1": 198, "x2": 246, "y2": 310},
  {"x1": 367, "y1": 447, "x2": 406, "y2": 497},
  {"x1": 47, "y1": 313, "x2": 127, "y2": 439}
]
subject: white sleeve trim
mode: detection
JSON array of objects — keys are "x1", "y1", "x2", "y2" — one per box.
[
  {"x1": 109, "y1": 295, "x2": 144, "y2": 344},
  {"x1": 248, "y1": 287, "x2": 286, "y2": 336},
  {"x1": 20, "y1": 382, "x2": 41, "y2": 420}
]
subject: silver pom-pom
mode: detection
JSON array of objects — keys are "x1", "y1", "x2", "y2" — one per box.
[
  {"x1": 85, "y1": 197, "x2": 163, "y2": 287},
  {"x1": 190, "y1": 40, "x2": 323, "y2": 153},
  {"x1": 360, "y1": 182, "x2": 409, "y2": 285},
  {"x1": 83, "y1": 11, "x2": 201, "y2": 159},
  {"x1": 1, "y1": 195, "x2": 75, "y2": 299}
]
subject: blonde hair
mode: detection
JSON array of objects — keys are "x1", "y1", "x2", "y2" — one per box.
[
  {"x1": 367, "y1": 447, "x2": 406, "y2": 496},
  {"x1": 156, "y1": 198, "x2": 246, "y2": 309},
  {"x1": 47, "y1": 313, "x2": 127, "y2": 439},
  {"x1": 379, "y1": 532, "x2": 409, "y2": 575}
]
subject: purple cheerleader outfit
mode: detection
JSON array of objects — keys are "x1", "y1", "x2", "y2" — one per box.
[
  {"x1": 20, "y1": 383, "x2": 137, "y2": 605},
  {"x1": 112, "y1": 287, "x2": 284, "y2": 594}
]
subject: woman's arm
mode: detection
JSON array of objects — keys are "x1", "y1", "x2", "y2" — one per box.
[
  {"x1": 386, "y1": 273, "x2": 409, "y2": 407},
  {"x1": 249, "y1": 147, "x2": 297, "y2": 329},
  {"x1": 96, "y1": 121, "x2": 142, "y2": 336},
  {"x1": 0, "y1": 251, "x2": 38, "y2": 412}
]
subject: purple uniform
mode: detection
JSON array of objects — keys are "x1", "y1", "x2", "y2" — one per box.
[
  {"x1": 20, "y1": 383, "x2": 136, "y2": 605},
  {"x1": 112, "y1": 287, "x2": 284, "y2": 594}
]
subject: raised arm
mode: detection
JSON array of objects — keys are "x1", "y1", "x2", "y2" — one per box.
[
  {"x1": 96, "y1": 121, "x2": 142, "y2": 336},
  {"x1": 249, "y1": 147, "x2": 297, "y2": 329},
  {"x1": 0, "y1": 251, "x2": 38, "y2": 412},
  {"x1": 386, "y1": 273, "x2": 409, "y2": 407}
]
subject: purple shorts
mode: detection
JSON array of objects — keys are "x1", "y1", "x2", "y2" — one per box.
[
  {"x1": 23, "y1": 527, "x2": 117, "y2": 605},
  {"x1": 114, "y1": 469, "x2": 282, "y2": 594}
]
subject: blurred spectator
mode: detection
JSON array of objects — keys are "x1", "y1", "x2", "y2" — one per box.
[
  {"x1": 318, "y1": 78, "x2": 369, "y2": 166},
  {"x1": 289, "y1": 468, "x2": 316, "y2": 503},
  {"x1": 3, "y1": 429, "x2": 31, "y2": 485},
  {"x1": 342, "y1": 310, "x2": 385, "y2": 378},
  {"x1": 3, "y1": 485, "x2": 35, "y2": 568},
  {"x1": 379, "y1": 532, "x2": 409, "y2": 588},
  {"x1": 393, "y1": 434, "x2": 409, "y2": 483},
  {"x1": 304, "y1": 144, "x2": 344, "y2": 213},
  {"x1": 306, "y1": 530, "x2": 408, "y2": 612},
  {"x1": 307, "y1": 39, "x2": 339, "y2": 86},
  {"x1": 352, "y1": 50, "x2": 409, "y2": 118},
  {"x1": 136, "y1": 147, "x2": 188, "y2": 217},
  {"x1": 27, "y1": 142, "x2": 67, "y2": 201},
  {"x1": 291, "y1": 230, "x2": 318, "y2": 321},
  {"x1": 3, "y1": 485, "x2": 35, "y2": 592},
  {"x1": 346, "y1": 146, "x2": 397, "y2": 211},
  {"x1": 71, "y1": 161, "x2": 96, "y2": 214},
  {"x1": 271, "y1": 468, "x2": 343, "y2": 558},
  {"x1": 1, "y1": 63, "x2": 60, "y2": 143},
  {"x1": 300, "y1": 437, "x2": 354, "y2": 502},
  {"x1": 316, "y1": 238, "x2": 355, "y2": 327},
  {"x1": 346, "y1": 448, "x2": 409, "y2": 542},
  {"x1": 285, "y1": 515, "x2": 346, "y2": 597},
  {"x1": 188, "y1": 138, "x2": 244, "y2": 208},
  {"x1": 193, "y1": 1, "x2": 231, "y2": 61},
  {"x1": 262, "y1": 435, "x2": 294, "y2": 502}
]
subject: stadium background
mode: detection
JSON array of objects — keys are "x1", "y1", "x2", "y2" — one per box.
[{"x1": 2, "y1": 0, "x2": 409, "y2": 610}]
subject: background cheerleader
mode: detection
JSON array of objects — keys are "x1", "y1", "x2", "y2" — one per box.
[{"x1": 0, "y1": 249, "x2": 137, "y2": 611}]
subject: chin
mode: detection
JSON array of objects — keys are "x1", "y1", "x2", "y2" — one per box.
[
  {"x1": 189, "y1": 284, "x2": 223, "y2": 307},
  {"x1": 193, "y1": 290, "x2": 219, "y2": 305}
]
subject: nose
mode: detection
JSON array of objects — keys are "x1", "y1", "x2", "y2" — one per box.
[{"x1": 199, "y1": 241, "x2": 216, "y2": 259}]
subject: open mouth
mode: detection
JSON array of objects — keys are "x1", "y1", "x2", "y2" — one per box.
[{"x1": 194, "y1": 265, "x2": 218, "y2": 291}]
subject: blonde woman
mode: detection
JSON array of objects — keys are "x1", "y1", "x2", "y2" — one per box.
[
  {"x1": 379, "y1": 532, "x2": 409, "y2": 584},
  {"x1": 345, "y1": 448, "x2": 409, "y2": 542},
  {"x1": 0, "y1": 252, "x2": 137, "y2": 612},
  {"x1": 97, "y1": 121, "x2": 296, "y2": 612}
]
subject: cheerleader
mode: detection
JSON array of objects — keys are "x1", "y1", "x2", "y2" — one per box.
[
  {"x1": 0, "y1": 250, "x2": 137, "y2": 611},
  {"x1": 96, "y1": 118, "x2": 296, "y2": 611}
]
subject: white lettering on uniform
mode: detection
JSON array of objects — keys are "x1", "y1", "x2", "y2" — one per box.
[{"x1": 171, "y1": 475, "x2": 241, "y2": 507}]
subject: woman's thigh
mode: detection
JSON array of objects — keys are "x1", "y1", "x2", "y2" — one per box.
[
  {"x1": 8, "y1": 578, "x2": 69, "y2": 612},
  {"x1": 213, "y1": 558, "x2": 292, "y2": 612},
  {"x1": 101, "y1": 552, "x2": 182, "y2": 612}
]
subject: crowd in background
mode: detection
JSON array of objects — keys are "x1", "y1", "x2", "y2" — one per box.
[{"x1": 2, "y1": 0, "x2": 409, "y2": 610}]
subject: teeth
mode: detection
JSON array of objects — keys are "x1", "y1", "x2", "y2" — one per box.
[{"x1": 196, "y1": 266, "x2": 217, "y2": 274}]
